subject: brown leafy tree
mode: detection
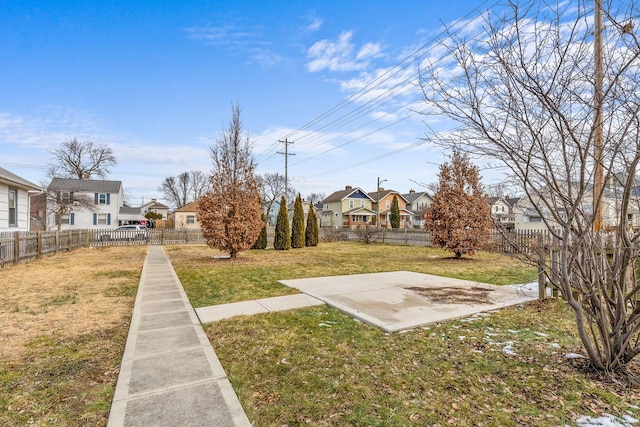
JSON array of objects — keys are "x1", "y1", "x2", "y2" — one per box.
[
  {"x1": 420, "y1": 2, "x2": 640, "y2": 372},
  {"x1": 48, "y1": 138, "x2": 117, "y2": 179},
  {"x1": 425, "y1": 151, "x2": 492, "y2": 258},
  {"x1": 197, "y1": 104, "x2": 262, "y2": 258}
]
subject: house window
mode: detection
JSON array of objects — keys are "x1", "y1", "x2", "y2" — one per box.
[
  {"x1": 360, "y1": 200, "x2": 364, "y2": 207},
  {"x1": 187, "y1": 215, "x2": 195, "y2": 224},
  {"x1": 349, "y1": 200, "x2": 354, "y2": 209},
  {"x1": 95, "y1": 193, "x2": 110, "y2": 205},
  {"x1": 61, "y1": 214, "x2": 70, "y2": 224},
  {"x1": 97, "y1": 213, "x2": 108, "y2": 225},
  {"x1": 385, "y1": 201, "x2": 390, "y2": 209},
  {"x1": 8, "y1": 187, "x2": 17, "y2": 226}
]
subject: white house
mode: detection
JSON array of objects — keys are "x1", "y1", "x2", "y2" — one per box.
[
  {"x1": 402, "y1": 190, "x2": 432, "y2": 228},
  {"x1": 0, "y1": 167, "x2": 41, "y2": 232},
  {"x1": 47, "y1": 178, "x2": 125, "y2": 230}
]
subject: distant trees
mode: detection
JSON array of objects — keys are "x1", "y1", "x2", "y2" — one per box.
[
  {"x1": 257, "y1": 172, "x2": 295, "y2": 222},
  {"x1": 389, "y1": 195, "x2": 401, "y2": 229},
  {"x1": 305, "y1": 204, "x2": 319, "y2": 247},
  {"x1": 273, "y1": 196, "x2": 290, "y2": 250},
  {"x1": 291, "y1": 194, "x2": 305, "y2": 248},
  {"x1": 306, "y1": 192, "x2": 326, "y2": 205},
  {"x1": 48, "y1": 138, "x2": 117, "y2": 179},
  {"x1": 197, "y1": 104, "x2": 262, "y2": 258},
  {"x1": 159, "y1": 170, "x2": 210, "y2": 209},
  {"x1": 425, "y1": 151, "x2": 492, "y2": 258}
]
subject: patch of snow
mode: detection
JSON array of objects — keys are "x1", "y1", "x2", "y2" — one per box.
[
  {"x1": 398, "y1": 329, "x2": 414, "y2": 334},
  {"x1": 550, "y1": 343, "x2": 560, "y2": 348},
  {"x1": 507, "y1": 329, "x2": 520, "y2": 334},
  {"x1": 565, "y1": 353, "x2": 585, "y2": 359},
  {"x1": 458, "y1": 336, "x2": 466, "y2": 341},
  {"x1": 575, "y1": 413, "x2": 638, "y2": 427},
  {"x1": 472, "y1": 349, "x2": 484, "y2": 353},
  {"x1": 318, "y1": 322, "x2": 332, "y2": 327},
  {"x1": 502, "y1": 342, "x2": 516, "y2": 356},
  {"x1": 533, "y1": 331, "x2": 549, "y2": 337},
  {"x1": 280, "y1": 358, "x2": 290, "y2": 365}
]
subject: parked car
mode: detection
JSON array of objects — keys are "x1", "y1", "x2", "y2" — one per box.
[{"x1": 98, "y1": 224, "x2": 148, "y2": 242}]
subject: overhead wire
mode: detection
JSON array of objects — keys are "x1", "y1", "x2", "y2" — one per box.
[{"x1": 254, "y1": 0, "x2": 501, "y2": 168}]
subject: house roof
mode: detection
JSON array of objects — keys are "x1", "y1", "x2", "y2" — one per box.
[
  {"x1": 142, "y1": 199, "x2": 169, "y2": 209},
  {"x1": 323, "y1": 186, "x2": 374, "y2": 203},
  {"x1": 48, "y1": 178, "x2": 122, "y2": 193},
  {"x1": 343, "y1": 207, "x2": 377, "y2": 215},
  {"x1": 0, "y1": 166, "x2": 41, "y2": 191},
  {"x1": 175, "y1": 200, "x2": 200, "y2": 212},
  {"x1": 402, "y1": 191, "x2": 431, "y2": 204},
  {"x1": 368, "y1": 190, "x2": 409, "y2": 203}
]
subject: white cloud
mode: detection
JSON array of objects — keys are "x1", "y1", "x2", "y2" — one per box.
[
  {"x1": 306, "y1": 31, "x2": 383, "y2": 72},
  {"x1": 305, "y1": 17, "x2": 323, "y2": 32}
]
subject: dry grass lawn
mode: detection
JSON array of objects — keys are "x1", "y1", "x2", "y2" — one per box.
[{"x1": 0, "y1": 246, "x2": 146, "y2": 426}]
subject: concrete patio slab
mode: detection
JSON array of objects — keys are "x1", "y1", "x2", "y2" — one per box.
[{"x1": 280, "y1": 271, "x2": 538, "y2": 332}]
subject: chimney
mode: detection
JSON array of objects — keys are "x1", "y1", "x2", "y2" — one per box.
[
  {"x1": 409, "y1": 189, "x2": 415, "y2": 194},
  {"x1": 345, "y1": 185, "x2": 352, "y2": 190}
]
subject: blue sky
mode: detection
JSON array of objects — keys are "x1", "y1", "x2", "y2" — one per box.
[{"x1": 1, "y1": 0, "x2": 499, "y2": 206}]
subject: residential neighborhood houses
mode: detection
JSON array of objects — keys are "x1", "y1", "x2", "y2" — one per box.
[{"x1": 2, "y1": 165, "x2": 637, "y2": 234}]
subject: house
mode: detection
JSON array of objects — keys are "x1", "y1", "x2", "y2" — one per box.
[
  {"x1": 320, "y1": 186, "x2": 376, "y2": 228},
  {"x1": 174, "y1": 200, "x2": 201, "y2": 229},
  {"x1": 46, "y1": 178, "x2": 126, "y2": 230},
  {"x1": 368, "y1": 189, "x2": 413, "y2": 228},
  {"x1": 140, "y1": 199, "x2": 170, "y2": 220},
  {"x1": 488, "y1": 196, "x2": 512, "y2": 226},
  {"x1": 0, "y1": 167, "x2": 41, "y2": 232},
  {"x1": 402, "y1": 189, "x2": 432, "y2": 228},
  {"x1": 287, "y1": 199, "x2": 320, "y2": 224}
]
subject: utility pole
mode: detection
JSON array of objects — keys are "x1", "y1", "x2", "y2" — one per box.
[
  {"x1": 376, "y1": 177, "x2": 387, "y2": 228},
  {"x1": 593, "y1": 0, "x2": 604, "y2": 232},
  {"x1": 278, "y1": 138, "x2": 295, "y2": 204}
]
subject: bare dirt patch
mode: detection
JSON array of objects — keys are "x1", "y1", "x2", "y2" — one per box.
[{"x1": 407, "y1": 286, "x2": 494, "y2": 305}]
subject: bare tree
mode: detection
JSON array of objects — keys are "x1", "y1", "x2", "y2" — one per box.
[
  {"x1": 197, "y1": 104, "x2": 262, "y2": 258},
  {"x1": 425, "y1": 151, "x2": 493, "y2": 258},
  {"x1": 48, "y1": 138, "x2": 117, "y2": 179},
  {"x1": 306, "y1": 192, "x2": 327, "y2": 205},
  {"x1": 46, "y1": 181, "x2": 97, "y2": 231},
  {"x1": 257, "y1": 172, "x2": 295, "y2": 220},
  {"x1": 420, "y1": 2, "x2": 640, "y2": 372},
  {"x1": 158, "y1": 170, "x2": 210, "y2": 209}
]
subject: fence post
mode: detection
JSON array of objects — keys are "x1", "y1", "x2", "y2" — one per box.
[
  {"x1": 55, "y1": 231, "x2": 59, "y2": 253},
  {"x1": 37, "y1": 231, "x2": 42, "y2": 258},
  {"x1": 14, "y1": 231, "x2": 20, "y2": 265},
  {"x1": 537, "y1": 234, "x2": 545, "y2": 300}
]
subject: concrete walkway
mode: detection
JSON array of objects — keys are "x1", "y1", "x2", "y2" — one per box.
[{"x1": 108, "y1": 246, "x2": 251, "y2": 427}]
